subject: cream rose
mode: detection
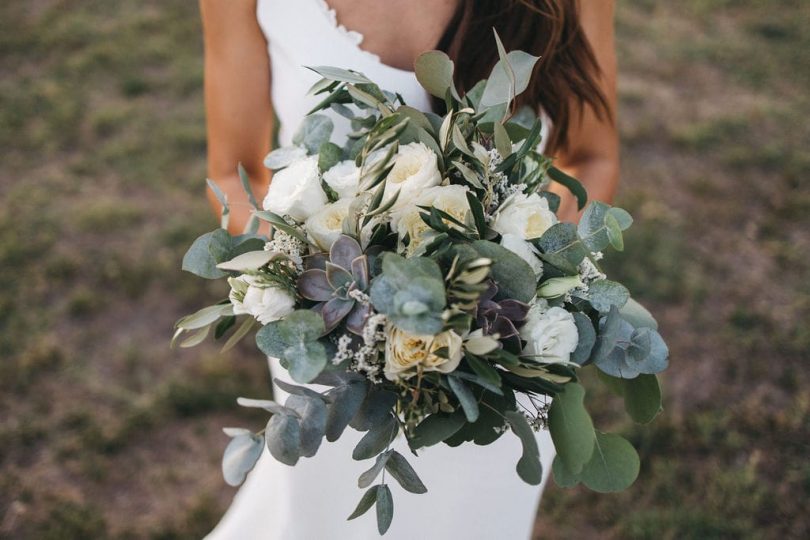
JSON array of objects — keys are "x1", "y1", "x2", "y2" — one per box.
[
  {"x1": 384, "y1": 326, "x2": 463, "y2": 381},
  {"x1": 492, "y1": 192, "x2": 557, "y2": 240},
  {"x1": 323, "y1": 160, "x2": 360, "y2": 199},
  {"x1": 500, "y1": 233, "x2": 544, "y2": 277},
  {"x1": 519, "y1": 305, "x2": 579, "y2": 364},
  {"x1": 391, "y1": 184, "x2": 470, "y2": 255},
  {"x1": 228, "y1": 275, "x2": 296, "y2": 325},
  {"x1": 262, "y1": 156, "x2": 327, "y2": 222},
  {"x1": 383, "y1": 142, "x2": 442, "y2": 211},
  {"x1": 305, "y1": 198, "x2": 354, "y2": 251}
]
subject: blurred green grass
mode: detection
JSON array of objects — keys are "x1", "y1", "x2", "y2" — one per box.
[{"x1": 1, "y1": 0, "x2": 808, "y2": 538}]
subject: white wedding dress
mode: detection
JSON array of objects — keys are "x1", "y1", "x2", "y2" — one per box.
[{"x1": 207, "y1": 1, "x2": 556, "y2": 538}]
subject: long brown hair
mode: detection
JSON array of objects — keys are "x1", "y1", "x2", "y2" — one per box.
[{"x1": 436, "y1": 0, "x2": 610, "y2": 153}]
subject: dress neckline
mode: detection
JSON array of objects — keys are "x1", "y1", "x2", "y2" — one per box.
[{"x1": 313, "y1": 0, "x2": 417, "y2": 76}]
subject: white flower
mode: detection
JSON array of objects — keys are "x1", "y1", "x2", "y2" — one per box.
[
  {"x1": 492, "y1": 192, "x2": 557, "y2": 240},
  {"x1": 383, "y1": 142, "x2": 442, "y2": 211},
  {"x1": 323, "y1": 160, "x2": 360, "y2": 199},
  {"x1": 305, "y1": 198, "x2": 354, "y2": 251},
  {"x1": 384, "y1": 326, "x2": 463, "y2": 381},
  {"x1": 500, "y1": 233, "x2": 544, "y2": 277},
  {"x1": 228, "y1": 275, "x2": 295, "y2": 325},
  {"x1": 519, "y1": 305, "x2": 579, "y2": 364},
  {"x1": 262, "y1": 156, "x2": 327, "y2": 222},
  {"x1": 391, "y1": 184, "x2": 470, "y2": 255}
]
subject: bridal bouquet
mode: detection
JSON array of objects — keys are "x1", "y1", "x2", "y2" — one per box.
[{"x1": 175, "y1": 35, "x2": 669, "y2": 534}]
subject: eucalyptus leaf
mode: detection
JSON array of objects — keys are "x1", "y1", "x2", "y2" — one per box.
[
  {"x1": 352, "y1": 413, "x2": 398, "y2": 460},
  {"x1": 348, "y1": 486, "x2": 380, "y2": 520},
  {"x1": 548, "y1": 383, "x2": 596, "y2": 475},
  {"x1": 571, "y1": 312, "x2": 596, "y2": 364},
  {"x1": 577, "y1": 202, "x2": 610, "y2": 252},
  {"x1": 551, "y1": 454, "x2": 581, "y2": 488},
  {"x1": 505, "y1": 410, "x2": 543, "y2": 485},
  {"x1": 587, "y1": 280, "x2": 630, "y2": 313},
  {"x1": 350, "y1": 388, "x2": 398, "y2": 431},
  {"x1": 448, "y1": 375, "x2": 480, "y2": 422},
  {"x1": 318, "y1": 141, "x2": 343, "y2": 173},
  {"x1": 480, "y1": 46, "x2": 540, "y2": 108},
  {"x1": 376, "y1": 484, "x2": 394, "y2": 535},
  {"x1": 222, "y1": 433, "x2": 264, "y2": 486},
  {"x1": 264, "y1": 145, "x2": 307, "y2": 170},
  {"x1": 619, "y1": 297, "x2": 658, "y2": 330},
  {"x1": 548, "y1": 166, "x2": 588, "y2": 210},
  {"x1": 293, "y1": 114, "x2": 334, "y2": 154},
  {"x1": 285, "y1": 394, "x2": 327, "y2": 457},
  {"x1": 471, "y1": 240, "x2": 535, "y2": 303},
  {"x1": 385, "y1": 451, "x2": 428, "y2": 494},
  {"x1": 182, "y1": 229, "x2": 230, "y2": 279},
  {"x1": 621, "y1": 374, "x2": 663, "y2": 424},
  {"x1": 326, "y1": 381, "x2": 368, "y2": 441},
  {"x1": 414, "y1": 51, "x2": 455, "y2": 99},
  {"x1": 579, "y1": 432, "x2": 640, "y2": 492},
  {"x1": 358, "y1": 451, "x2": 392, "y2": 488},
  {"x1": 265, "y1": 413, "x2": 301, "y2": 466},
  {"x1": 410, "y1": 411, "x2": 466, "y2": 449},
  {"x1": 537, "y1": 223, "x2": 588, "y2": 268}
]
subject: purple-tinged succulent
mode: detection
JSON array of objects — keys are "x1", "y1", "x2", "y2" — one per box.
[
  {"x1": 475, "y1": 281, "x2": 530, "y2": 350},
  {"x1": 297, "y1": 235, "x2": 372, "y2": 335}
]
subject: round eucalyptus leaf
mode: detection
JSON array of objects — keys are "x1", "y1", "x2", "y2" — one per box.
[
  {"x1": 623, "y1": 374, "x2": 663, "y2": 424},
  {"x1": 263, "y1": 145, "x2": 307, "y2": 170},
  {"x1": 292, "y1": 114, "x2": 334, "y2": 154},
  {"x1": 571, "y1": 312, "x2": 596, "y2": 364},
  {"x1": 284, "y1": 340, "x2": 327, "y2": 384},
  {"x1": 551, "y1": 454, "x2": 581, "y2": 488},
  {"x1": 222, "y1": 433, "x2": 264, "y2": 486},
  {"x1": 579, "y1": 432, "x2": 640, "y2": 493},
  {"x1": 265, "y1": 413, "x2": 301, "y2": 466},
  {"x1": 588, "y1": 280, "x2": 630, "y2": 313},
  {"x1": 325, "y1": 381, "x2": 368, "y2": 441},
  {"x1": 285, "y1": 394, "x2": 327, "y2": 458},
  {"x1": 414, "y1": 51, "x2": 455, "y2": 99}
]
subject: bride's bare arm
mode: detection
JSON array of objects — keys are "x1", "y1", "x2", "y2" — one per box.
[
  {"x1": 200, "y1": 0, "x2": 273, "y2": 234},
  {"x1": 551, "y1": 0, "x2": 619, "y2": 222}
]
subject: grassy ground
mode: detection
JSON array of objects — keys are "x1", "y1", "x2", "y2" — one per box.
[{"x1": 0, "y1": 0, "x2": 807, "y2": 538}]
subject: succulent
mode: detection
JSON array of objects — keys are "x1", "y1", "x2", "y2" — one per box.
[
  {"x1": 297, "y1": 235, "x2": 371, "y2": 335},
  {"x1": 475, "y1": 281, "x2": 530, "y2": 351}
]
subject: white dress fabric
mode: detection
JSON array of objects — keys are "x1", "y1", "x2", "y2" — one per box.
[{"x1": 207, "y1": 1, "x2": 555, "y2": 538}]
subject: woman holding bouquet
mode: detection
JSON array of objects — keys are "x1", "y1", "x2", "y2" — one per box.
[{"x1": 201, "y1": 1, "x2": 618, "y2": 538}]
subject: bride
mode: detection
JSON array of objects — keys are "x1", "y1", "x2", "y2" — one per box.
[{"x1": 201, "y1": 1, "x2": 617, "y2": 538}]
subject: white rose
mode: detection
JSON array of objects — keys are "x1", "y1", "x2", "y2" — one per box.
[
  {"x1": 305, "y1": 198, "x2": 354, "y2": 251},
  {"x1": 519, "y1": 305, "x2": 579, "y2": 364},
  {"x1": 228, "y1": 275, "x2": 296, "y2": 325},
  {"x1": 384, "y1": 326, "x2": 463, "y2": 381},
  {"x1": 262, "y1": 156, "x2": 327, "y2": 222},
  {"x1": 323, "y1": 160, "x2": 360, "y2": 199},
  {"x1": 383, "y1": 142, "x2": 442, "y2": 211},
  {"x1": 492, "y1": 192, "x2": 557, "y2": 240},
  {"x1": 391, "y1": 184, "x2": 470, "y2": 255},
  {"x1": 500, "y1": 233, "x2": 544, "y2": 277}
]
